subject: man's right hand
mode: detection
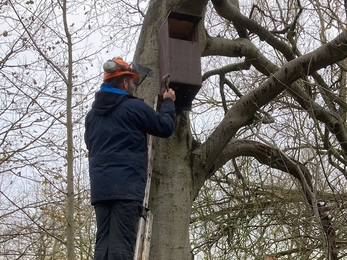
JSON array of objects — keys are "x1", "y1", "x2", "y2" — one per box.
[{"x1": 163, "y1": 88, "x2": 176, "y2": 102}]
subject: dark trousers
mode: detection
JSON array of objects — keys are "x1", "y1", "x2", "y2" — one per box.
[{"x1": 93, "y1": 200, "x2": 142, "y2": 260}]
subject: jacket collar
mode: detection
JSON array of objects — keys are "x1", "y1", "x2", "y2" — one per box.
[{"x1": 99, "y1": 82, "x2": 129, "y2": 95}]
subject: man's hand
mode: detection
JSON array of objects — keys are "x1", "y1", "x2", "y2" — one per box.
[{"x1": 163, "y1": 88, "x2": 176, "y2": 102}]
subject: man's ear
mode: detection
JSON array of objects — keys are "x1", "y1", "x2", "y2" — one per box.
[{"x1": 122, "y1": 78, "x2": 128, "y2": 90}]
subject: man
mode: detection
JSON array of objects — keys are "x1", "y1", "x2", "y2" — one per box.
[{"x1": 84, "y1": 57, "x2": 176, "y2": 260}]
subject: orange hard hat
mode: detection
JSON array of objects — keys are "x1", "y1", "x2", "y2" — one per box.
[{"x1": 103, "y1": 57, "x2": 139, "y2": 81}]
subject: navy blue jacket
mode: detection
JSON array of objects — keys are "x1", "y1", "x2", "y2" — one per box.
[{"x1": 84, "y1": 84, "x2": 175, "y2": 205}]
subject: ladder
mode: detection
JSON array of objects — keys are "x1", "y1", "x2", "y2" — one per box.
[
  {"x1": 133, "y1": 74, "x2": 170, "y2": 260},
  {"x1": 133, "y1": 132, "x2": 155, "y2": 260}
]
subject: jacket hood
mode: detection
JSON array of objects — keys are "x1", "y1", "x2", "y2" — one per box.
[{"x1": 91, "y1": 90, "x2": 128, "y2": 116}]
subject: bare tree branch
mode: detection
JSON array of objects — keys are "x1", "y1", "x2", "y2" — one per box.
[{"x1": 195, "y1": 31, "x2": 347, "y2": 185}]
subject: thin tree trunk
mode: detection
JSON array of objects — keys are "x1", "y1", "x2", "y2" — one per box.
[{"x1": 62, "y1": 0, "x2": 75, "y2": 259}]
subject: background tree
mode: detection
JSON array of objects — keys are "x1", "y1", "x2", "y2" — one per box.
[{"x1": 1, "y1": 0, "x2": 144, "y2": 259}]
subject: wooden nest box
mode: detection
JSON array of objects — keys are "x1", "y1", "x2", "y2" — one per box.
[{"x1": 158, "y1": 11, "x2": 202, "y2": 110}]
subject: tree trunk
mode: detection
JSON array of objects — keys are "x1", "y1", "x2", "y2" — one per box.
[
  {"x1": 134, "y1": 1, "x2": 207, "y2": 259},
  {"x1": 149, "y1": 132, "x2": 194, "y2": 259},
  {"x1": 63, "y1": 0, "x2": 75, "y2": 258}
]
